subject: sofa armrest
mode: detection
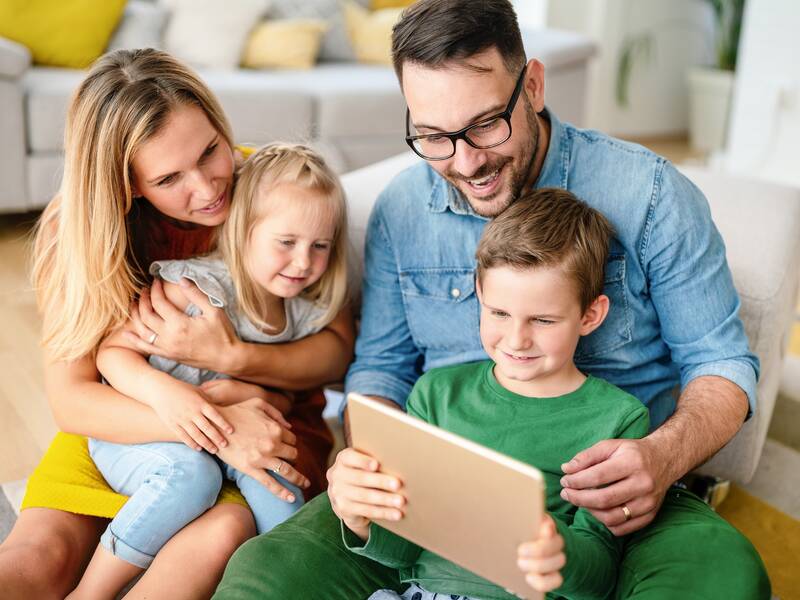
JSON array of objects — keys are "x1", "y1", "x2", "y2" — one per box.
[
  {"x1": 0, "y1": 37, "x2": 31, "y2": 80},
  {"x1": 680, "y1": 165, "x2": 800, "y2": 483}
]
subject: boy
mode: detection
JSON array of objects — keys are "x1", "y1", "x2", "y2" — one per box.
[{"x1": 329, "y1": 188, "x2": 650, "y2": 599}]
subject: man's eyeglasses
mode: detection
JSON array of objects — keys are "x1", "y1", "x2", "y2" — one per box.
[{"x1": 405, "y1": 66, "x2": 527, "y2": 161}]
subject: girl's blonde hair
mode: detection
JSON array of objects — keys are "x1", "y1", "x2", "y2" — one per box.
[
  {"x1": 32, "y1": 48, "x2": 233, "y2": 362},
  {"x1": 219, "y1": 143, "x2": 349, "y2": 330}
]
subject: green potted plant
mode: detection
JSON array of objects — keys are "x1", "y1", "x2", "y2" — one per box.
[
  {"x1": 687, "y1": 0, "x2": 745, "y2": 152},
  {"x1": 616, "y1": 0, "x2": 745, "y2": 152}
]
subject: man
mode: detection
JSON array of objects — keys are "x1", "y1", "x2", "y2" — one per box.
[{"x1": 214, "y1": 1, "x2": 769, "y2": 597}]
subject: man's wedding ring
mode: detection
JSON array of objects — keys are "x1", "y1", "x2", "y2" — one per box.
[{"x1": 621, "y1": 504, "x2": 632, "y2": 522}]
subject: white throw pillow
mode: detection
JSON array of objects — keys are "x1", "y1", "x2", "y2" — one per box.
[
  {"x1": 161, "y1": 0, "x2": 269, "y2": 69},
  {"x1": 107, "y1": 0, "x2": 170, "y2": 52}
]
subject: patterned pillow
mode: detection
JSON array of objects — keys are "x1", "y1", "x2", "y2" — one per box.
[{"x1": 267, "y1": 0, "x2": 369, "y2": 62}]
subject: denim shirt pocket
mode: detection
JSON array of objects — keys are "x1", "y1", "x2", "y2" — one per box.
[
  {"x1": 575, "y1": 254, "x2": 633, "y2": 362},
  {"x1": 399, "y1": 268, "x2": 480, "y2": 351}
]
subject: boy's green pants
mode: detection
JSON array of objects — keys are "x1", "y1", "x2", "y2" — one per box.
[{"x1": 213, "y1": 488, "x2": 770, "y2": 599}]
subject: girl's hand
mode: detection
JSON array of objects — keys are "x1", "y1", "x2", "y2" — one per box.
[
  {"x1": 199, "y1": 379, "x2": 293, "y2": 416},
  {"x1": 150, "y1": 384, "x2": 234, "y2": 454},
  {"x1": 327, "y1": 448, "x2": 405, "y2": 541},
  {"x1": 124, "y1": 278, "x2": 240, "y2": 372},
  {"x1": 215, "y1": 398, "x2": 311, "y2": 503},
  {"x1": 517, "y1": 514, "x2": 566, "y2": 594}
]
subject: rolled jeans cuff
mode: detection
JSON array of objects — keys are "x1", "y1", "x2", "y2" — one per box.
[{"x1": 100, "y1": 527, "x2": 155, "y2": 569}]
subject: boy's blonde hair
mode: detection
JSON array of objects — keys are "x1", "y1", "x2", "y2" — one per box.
[
  {"x1": 219, "y1": 143, "x2": 349, "y2": 330},
  {"x1": 476, "y1": 188, "x2": 613, "y2": 311},
  {"x1": 32, "y1": 48, "x2": 233, "y2": 362}
]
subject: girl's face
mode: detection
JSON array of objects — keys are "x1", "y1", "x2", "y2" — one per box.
[
  {"x1": 246, "y1": 183, "x2": 337, "y2": 299},
  {"x1": 131, "y1": 104, "x2": 234, "y2": 226}
]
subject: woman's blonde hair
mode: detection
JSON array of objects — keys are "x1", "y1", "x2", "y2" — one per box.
[
  {"x1": 32, "y1": 48, "x2": 233, "y2": 362},
  {"x1": 219, "y1": 143, "x2": 349, "y2": 330}
]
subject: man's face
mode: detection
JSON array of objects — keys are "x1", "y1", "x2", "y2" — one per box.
[{"x1": 402, "y1": 49, "x2": 545, "y2": 217}]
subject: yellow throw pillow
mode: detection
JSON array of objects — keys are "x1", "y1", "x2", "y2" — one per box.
[
  {"x1": 370, "y1": 0, "x2": 415, "y2": 9},
  {"x1": 242, "y1": 19, "x2": 329, "y2": 70},
  {"x1": 343, "y1": 0, "x2": 404, "y2": 66},
  {"x1": 0, "y1": 0, "x2": 127, "y2": 69}
]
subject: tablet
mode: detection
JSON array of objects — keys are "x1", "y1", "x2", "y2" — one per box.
[{"x1": 347, "y1": 393, "x2": 545, "y2": 600}]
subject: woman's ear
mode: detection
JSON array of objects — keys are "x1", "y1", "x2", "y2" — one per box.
[{"x1": 579, "y1": 294, "x2": 609, "y2": 336}]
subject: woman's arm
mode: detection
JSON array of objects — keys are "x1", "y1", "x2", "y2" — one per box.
[
  {"x1": 97, "y1": 329, "x2": 233, "y2": 453},
  {"x1": 44, "y1": 350, "x2": 181, "y2": 445},
  {"x1": 128, "y1": 279, "x2": 356, "y2": 390}
]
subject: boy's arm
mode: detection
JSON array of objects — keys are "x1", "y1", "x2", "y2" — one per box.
[
  {"x1": 553, "y1": 406, "x2": 650, "y2": 597},
  {"x1": 342, "y1": 522, "x2": 423, "y2": 570}
]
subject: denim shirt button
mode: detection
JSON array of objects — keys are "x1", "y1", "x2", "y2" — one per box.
[{"x1": 450, "y1": 287, "x2": 461, "y2": 298}]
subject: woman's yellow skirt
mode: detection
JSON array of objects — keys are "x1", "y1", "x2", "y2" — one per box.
[{"x1": 22, "y1": 432, "x2": 247, "y2": 517}]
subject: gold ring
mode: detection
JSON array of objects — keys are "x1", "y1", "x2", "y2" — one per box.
[
  {"x1": 621, "y1": 504, "x2": 632, "y2": 522},
  {"x1": 275, "y1": 462, "x2": 282, "y2": 474}
]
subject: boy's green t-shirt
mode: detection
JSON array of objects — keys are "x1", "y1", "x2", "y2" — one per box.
[{"x1": 344, "y1": 360, "x2": 650, "y2": 600}]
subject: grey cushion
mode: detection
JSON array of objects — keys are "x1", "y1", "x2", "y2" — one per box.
[{"x1": 106, "y1": 0, "x2": 169, "y2": 52}]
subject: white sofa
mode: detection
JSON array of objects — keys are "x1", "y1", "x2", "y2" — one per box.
[
  {"x1": 339, "y1": 153, "x2": 800, "y2": 485},
  {"x1": 0, "y1": 28, "x2": 595, "y2": 213}
]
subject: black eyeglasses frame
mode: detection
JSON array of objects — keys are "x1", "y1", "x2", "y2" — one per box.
[{"x1": 404, "y1": 65, "x2": 528, "y2": 161}]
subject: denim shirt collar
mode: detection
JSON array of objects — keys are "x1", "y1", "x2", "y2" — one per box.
[{"x1": 427, "y1": 108, "x2": 568, "y2": 217}]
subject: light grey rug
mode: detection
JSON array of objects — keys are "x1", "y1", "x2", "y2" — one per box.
[{"x1": 0, "y1": 480, "x2": 24, "y2": 544}]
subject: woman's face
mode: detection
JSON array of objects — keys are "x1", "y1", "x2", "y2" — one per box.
[{"x1": 131, "y1": 104, "x2": 234, "y2": 226}]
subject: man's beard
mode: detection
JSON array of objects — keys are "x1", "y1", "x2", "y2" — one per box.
[{"x1": 444, "y1": 98, "x2": 540, "y2": 218}]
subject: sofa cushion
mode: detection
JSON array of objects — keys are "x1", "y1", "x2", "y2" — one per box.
[
  {"x1": 242, "y1": 19, "x2": 328, "y2": 70},
  {"x1": 107, "y1": 0, "x2": 169, "y2": 53},
  {"x1": 162, "y1": 0, "x2": 268, "y2": 69},
  {"x1": 267, "y1": 0, "x2": 369, "y2": 62},
  {"x1": 0, "y1": 0, "x2": 126, "y2": 69}
]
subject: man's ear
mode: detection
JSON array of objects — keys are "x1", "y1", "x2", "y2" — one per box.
[
  {"x1": 524, "y1": 58, "x2": 546, "y2": 114},
  {"x1": 579, "y1": 294, "x2": 609, "y2": 336}
]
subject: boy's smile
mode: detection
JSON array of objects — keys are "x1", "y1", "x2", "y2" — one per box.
[{"x1": 478, "y1": 265, "x2": 601, "y2": 398}]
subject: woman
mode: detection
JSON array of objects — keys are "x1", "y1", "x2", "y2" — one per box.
[{"x1": 0, "y1": 49, "x2": 353, "y2": 599}]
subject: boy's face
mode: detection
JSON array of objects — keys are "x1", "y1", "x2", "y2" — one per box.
[{"x1": 477, "y1": 265, "x2": 603, "y2": 397}]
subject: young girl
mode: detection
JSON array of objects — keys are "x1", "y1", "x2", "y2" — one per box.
[{"x1": 67, "y1": 143, "x2": 349, "y2": 599}]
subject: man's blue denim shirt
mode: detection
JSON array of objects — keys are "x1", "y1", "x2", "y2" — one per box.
[{"x1": 345, "y1": 110, "x2": 759, "y2": 429}]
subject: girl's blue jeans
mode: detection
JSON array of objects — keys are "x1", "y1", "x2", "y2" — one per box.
[{"x1": 89, "y1": 438, "x2": 303, "y2": 568}]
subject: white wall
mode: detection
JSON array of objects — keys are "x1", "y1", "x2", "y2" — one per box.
[
  {"x1": 725, "y1": 0, "x2": 800, "y2": 186},
  {"x1": 513, "y1": 0, "x2": 547, "y2": 29},
  {"x1": 546, "y1": 0, "x2": 712, "y2": 137}
]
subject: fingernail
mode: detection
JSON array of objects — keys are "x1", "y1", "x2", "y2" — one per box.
[
  {"x1": 287, "y1": 494, "x2": 295, "y2": 503},
  {"x1": 227, "y1": 428, "x2": 234, "y2": 434},
  {"x1": 390, "y1": 479, "x2": 399, "y2": 490},
  {"x1": 560, "y1": 489, "x2": 568, "y2": 501},
  {"x1": 393, "y1": 497, "x2": 403, "y2": 507},
  {"x1": 369, "y1": 461, "x2": 378, "y2": 470},
  {"x1": 220, "y1": 441, "x2": 227, "y2": 447},
  {"x1": 560, "y1": 477, "x2": 568, "y2": 487}
]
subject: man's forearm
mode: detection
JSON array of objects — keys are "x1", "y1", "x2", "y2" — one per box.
[{"x1": 647, "y1": 375, "x2": 749, "y2": 482}]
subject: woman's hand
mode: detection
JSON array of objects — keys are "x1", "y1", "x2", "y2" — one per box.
[
  {"x1": 124, "y1": 278, "x2": 240, "y2": 372},
  {"x1": 215, "y1": 398, "x2": 310, "y2": 503},
  {"x1": 149, "y1": 382, "x2": 234, "y2": 454},
  {"x1": 199, "y1": 378, "x2": 293, "y2": 415},
  {"x1": 517, "y1": 514, "x2": 566, "y2": 594},
  {"x1": 327, "y1": 448, "x2": 405, "y2": 541}
]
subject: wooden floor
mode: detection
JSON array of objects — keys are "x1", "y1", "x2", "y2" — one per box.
[{"x1": 0, "y1": 212, "x2": 54, "y2": 482}]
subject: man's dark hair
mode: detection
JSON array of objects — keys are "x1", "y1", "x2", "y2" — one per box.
[{"x1": 391, "y1": 0, "x2": 526, "y2": 83}]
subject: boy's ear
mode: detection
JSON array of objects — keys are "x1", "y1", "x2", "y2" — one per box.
[
  {"x1": 579, "y1": 294, "x2": 609, "y2": 336},
  {"x1": 475, "y1": 276, "x2": 483, "y2": 302}
]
